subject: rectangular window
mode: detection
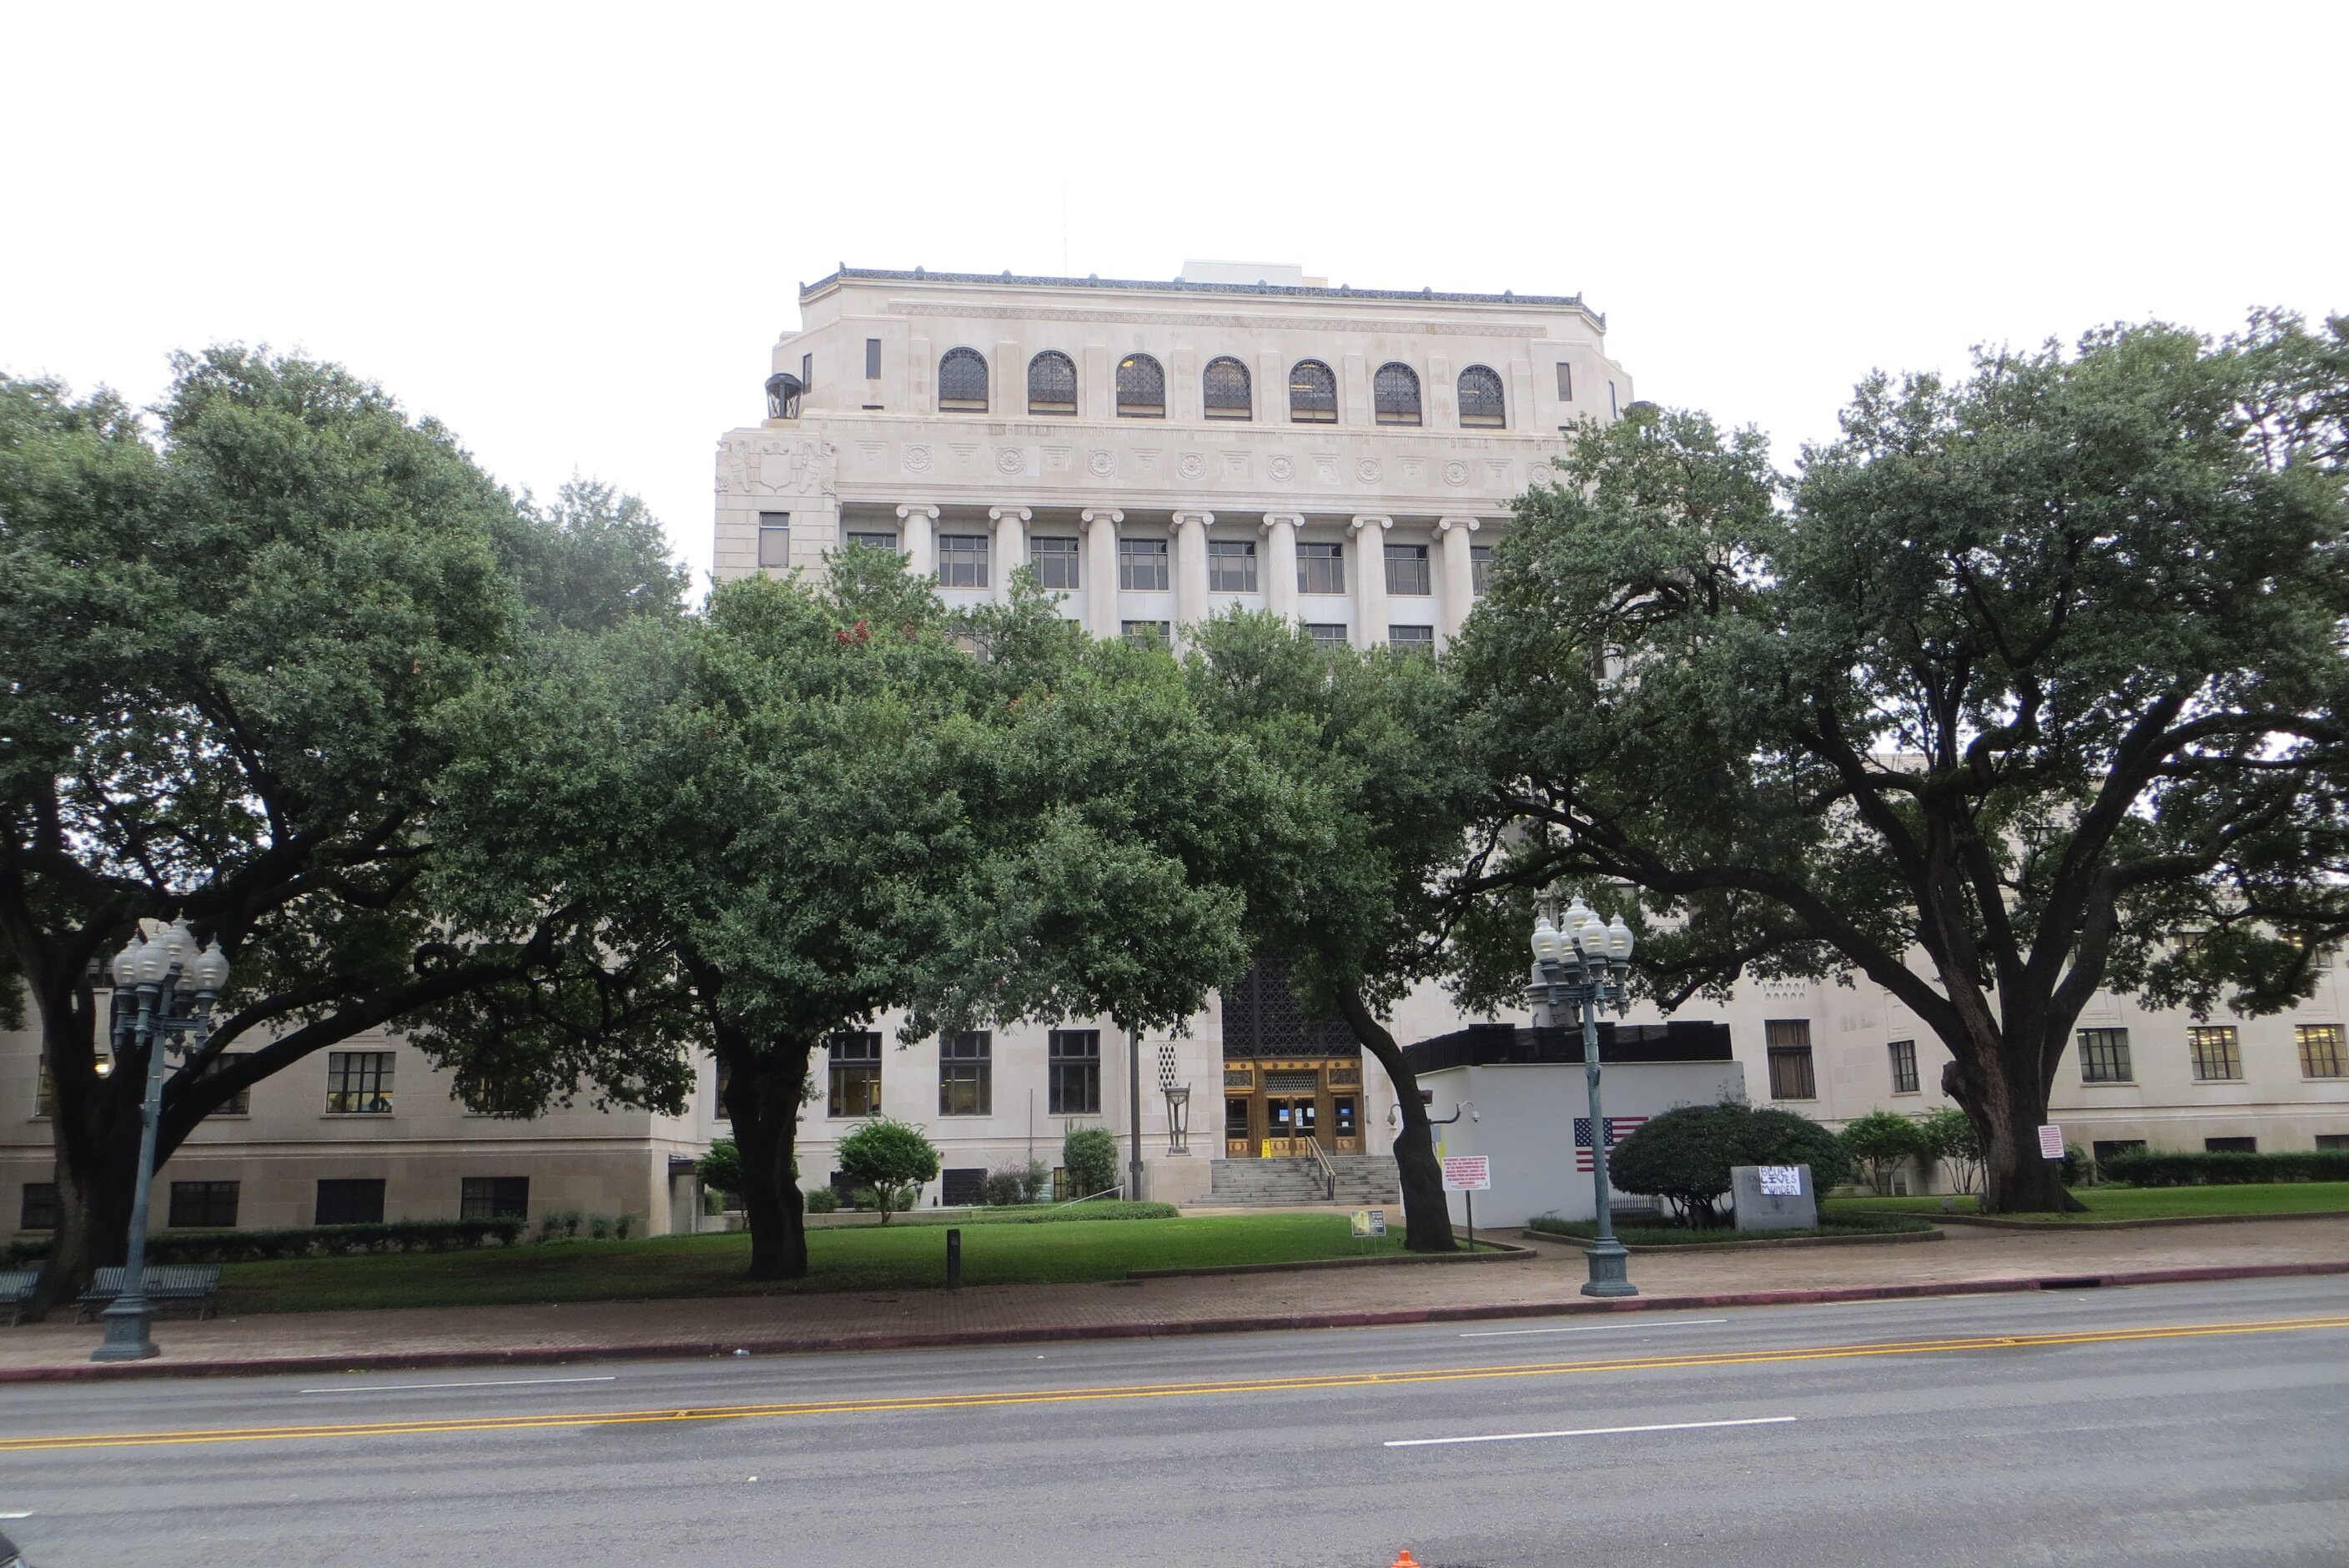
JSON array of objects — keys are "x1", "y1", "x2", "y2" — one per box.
[
  {"x1": 1225, "y1": 1096, "x2": 1250, "y2": 1141},
  {"x1": 1030, "y1": 535, "x2": 1080, "y2": 590},
  {"x1": 1384, "y1": 543, "x2": 1431, "y2": 596},
  {"x1": 2316, "y1": 1133, "x2": 2349, "y2": 1151},
  {"x1": 938, "y1": 1031, "x2": 993, "y2": 1117},
  {"x1": 1304, "y1": 622, "x2": 1351, "y2": 649},
  {"x1": 460, "y1": 1176, "x2": 531, "y2": 1221},
  {"x1": 845, "y1": 530, "x2": 899, "y2": 552},
  {"x1": 757, "y1": 511, "x2": 790, "y2": 570},
  {"x1": 938, "y1": 534, "x2": 989, "y2": 590},
  {"x1": 201, "y1": 1053, "x2": 250, "y2": 1115},
  {"x1": 2297, "y1": 1023, "x2": 2346, "y2": 1078},
  {"x1": 827, "y1": 1032, "x2": 883, "y2": 1119},
  {"x1": 2078, "y1": 1028, "x2": 2134, "y2": 1083},
  {"x1": 1608, "y1": 381, "x2": 1618, "y2": 418},
  {"x1": 1121, "y1": 620, "x2": 1171, "y2": 649},
  {"x1": 1889, "y1": 1038, "x2": 1920, "y2": 1094},
  {"x1": 1470, "y1": 543, "x2": 1493, "y2": 596},
  {"x1": 18, "y1": 1181, "x2": 59, "y2": 1231},
  {"x1": 1298, "y1": 541, "x2": 1345, "y2": 596},
  {"x1": 1207, "y1": 538, "x2": 1259, "y2": 593},
  {"x1": 2188, "y1": 1025, "x2": 2243, "y2": 1082},
  {"x1": 1556, "y1": 363, "x2": 1573, "y2": 400},
  {"x1": 33, "y1": 1058, "x2": 53, "y2": 1118},
  {"x1": 802, "y1": 351, "x2": 812, "y2": 391},
  {"x1": 1118, "y1": 536, "x2": 1169, "y2": 591},
  {"x1": 325, "y1": 1050, "x2": 395, "y2": 1114},
  {"x1": 941, "y1": 1168, "x2": 984, "y2": 1206},
  {"x1": 2091, "y1": 1139, "x2": 2146, "y2": 1166},
  {"x1": 1765, "y1": 1020, "x2": 1816, "y2": 1100},
  {"x1": 314, "y1": 1179, "x2": 386, "y2": 1226},
  {"x1": 168, "y1": 1179, "x2": 240, "y2": 1229},
  {"x1": 865, "y1": 338, "x2": 882, "y2": 379},
  {"x1": 1049, "y1": 1029, "x2": 1101, "y2": 1115},
  {"x1": 2205, "y1": 1136, "x2": 2257, "y2": 1153},
  {"x1": 1387, "y1": 624, "x2": 1435, "y2": 651}
]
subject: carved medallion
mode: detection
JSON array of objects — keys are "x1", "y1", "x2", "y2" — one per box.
[
  {"x1": 1356, "y1": 459, "x2": 1382, "y2": 485},
  {"x1": 996, "y1": 447, "x2": 1025, "y2": 475},
  {"x1": 1177, "y1": 452, "x2": 1207, "y2": 480},
  {"x1": 1268, "y1": 454, "x2": 1295, "y2": 481},
  {"x1": 1088, "y1": 450, "x2": 1116, "y2": 476},
  {"x1": 1444, "y1": 460, "x2": 1469, "y2": 486}
]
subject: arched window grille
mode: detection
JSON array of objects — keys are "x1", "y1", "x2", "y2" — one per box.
[
  {"x1": 1374, "y1": 362, "x2": 1421, "y2": 425},
  {"x1": 763, "y1": 371, "x2": 804, "y2": 420},
  {"x1": 1289, "y1": 359, "x2": 1337, "y2": 423},
  {"x1": 1116, "y1": 353, "x2": 1165, "y2": 417},
  {"x1": 1028, "y1": 350, "x2": 1077, "y2": 415},
  {"x1": 938, "y1": 347, "x2": 988, "y2": 412},
  {"x1": 1202, "y1": 356, "x2": 1252, "y2": 420},
  {"x1": 1457, "y1": 364, "x2": 1506, "y2": 428}
]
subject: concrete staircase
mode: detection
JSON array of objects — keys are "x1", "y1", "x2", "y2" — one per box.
[{"x1": 1209, "y1": 1153, "x2": 1402, "y2": 1208}]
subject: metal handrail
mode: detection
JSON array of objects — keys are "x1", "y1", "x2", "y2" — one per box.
[{"x1": 1302, "y1": 1134, "x2": 1336, "y2": 1201}]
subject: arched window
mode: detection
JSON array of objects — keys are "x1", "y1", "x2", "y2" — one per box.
[
  {"x1": 938, "y1": 347, "x2": 988, "y2": 412},
  {"x1": 1202, "y1": 356, "x2": 1252, "y2": 420},
  {"x1": 1374, "y1": 362, "x2": 1421, "y2": 425},
  {"x1": 1116, "y1": 353, "x2": 1165, "y2": 417},
  {"x1": 1289, "y1": 359, "x2": 1337, "y2": 423},
  {"x1": 1457, "y1": 364, "x2": 1506, "y2": 428},
  {"x1": 1027, "y1": 350, "x2": 1077, "y2": 415}
]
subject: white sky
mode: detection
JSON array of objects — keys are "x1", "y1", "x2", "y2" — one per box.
[{"x1": 5, "y1": 2, "x2": 2342, "y2": 586}]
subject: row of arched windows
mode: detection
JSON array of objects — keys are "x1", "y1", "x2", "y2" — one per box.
[{"x1": 934, "y1": 349, "x2": 1509, "y2": 428}]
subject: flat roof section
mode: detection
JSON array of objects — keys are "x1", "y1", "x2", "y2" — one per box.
[{"x1": 801, "y1": 265, "x2": 1595, "y2": 318}]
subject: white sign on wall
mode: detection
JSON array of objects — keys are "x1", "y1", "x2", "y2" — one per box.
[
  {"x1": 1758, "y1": 1166, "x2": 1804, "y2": 1196},
  {"x1": 1441, "y1": 1156, "x2": 1492, "y2": 1193}
]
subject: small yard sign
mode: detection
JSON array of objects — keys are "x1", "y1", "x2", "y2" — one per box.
[
  {"x1": 1441, "y1": 1156, "x2": 1491, "y2": 1193},
  {"x1": 2038, "y1": 1123, "x2": 2065, "y2": 1159},
  {"x1": 1758, "y1": 1165, "x2": 1803, "y2": 1196},
  {"x1": 1351, "y1": 1209, "x2": 1387, "y2": 1239}
]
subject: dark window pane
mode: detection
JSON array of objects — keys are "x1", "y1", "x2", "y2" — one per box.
[
  {"x1": 1028, "y1": 350, "x2": 1077, "y2": 415},
  {"x1": 460, "y1": 1177, "x2": 530, "y2": 1221},
  {"x1": 2299, "y1": 1024, "x2": 2346, "y2": 1078},
  {"x1": 1118, "y1": 537, "x2": 1169, "y2": 591},
  {"x1": 19, "y1": 1181, "x2": 60, "y2": 1230},
  {"x1": 1556, "y1": 361, "x2": 1573, "y2": 400},
  {"x1": 865, "y1": 338, "x2": 882, "y2": 379},
  {"x1": 314, "y1": 1179, "x2": 386, "y2": 1226},
  {"x1": 1384, "y1": 543, "x2": 1431, "y2": 596},
  {"x1": 1289, "y1": 360, "x2": 1337, "y2": 422},
  {"x1": 939, "y1": 1031, "x2": 992, "y2": 1117},
  {"x1": 1889, "y1": 1039, "x2": 1919, "y2": 1094},
  {"x1": 326, "y1": 1051, "x2": 394, "y2": 1114},
  {"x1": 1470, "y1": 543, "x2": 1493, "y2": 596},
  {"x1": 1373, "y1": 362, "x2": 1421, "y2": 425},
  {"x1": 941, "y1": 1168, "x2": 984, "y2": 1206},
  {"x1": 1387, "y1": 624, "x2": 1434, "y2": 651},
  {"x1": 2204, "y1": 1136, "x2": 2258, "y2": 1153},
  {"x1": 1297, "y1": 541, "x2": 1344, "y2": 596},
  {"x1": 1049, "y1": 1030, "x2": 1101, "y2": 1115},
  {"x1": 1203, "y1": 356, "x2": 1252, "y2": 419},
  {"x1": 938, "y1": 347, "x2": 988, "y2": 411},
  {"x1": 2078, "y1": 1028, "x2": 2133, "y2": 1083},
  {"x1": 1458, "y1": 364, "x2": 1506, "y2": 427},
  {"x1": 1121, "y1": 620, "x2": 1170, "y2": 649},
  {"x1": 1029, "y1": 535, "x2": 1080, "y2": 590},
  {"x1": 1304, "y1": 622, "x2": 1349, "y2": 649},
  {"x1": 828, "y1": 1032, "x2": 883, "y2": 1118},
  {"x1": 1207, "y1": 538, "x2": 1258, "y2": 593},
  {"x1": 1116, "y1": 354, "x2": 1164, "y2": 416},
  {"x1": 845, "y1": 530, "x2": 898, "y2": 552},
  {"x1": 2189, "y1": 1026, "x2": 2242, "y2": 1082},
  {"x1": 1765, "y1": 1020, "x2": 1814, "y2": 1100},
  {"x1": 757, "y1": 511, "x2": 790, "y2": 570},
  {"x1": 938, "y1": 534, "x2": 989, "y2": 590},
  {"x1": 168, "y1": 1179, "x2": 240, "y2": 1229}
]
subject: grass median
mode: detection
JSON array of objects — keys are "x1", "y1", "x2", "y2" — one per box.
[
  {"x1": 1529, "y1": 1214, "x2": 1936, "y2": 1247},
  {"x1": 212, "y1": 1212, "x2": 1413, "y2": 1315},
  {"x1": 1827, "y1": 1181, "x2": 2349, "y2": 1222}
]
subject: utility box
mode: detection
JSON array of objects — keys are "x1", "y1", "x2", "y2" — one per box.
[{"x1": 1731, "y1": 1164, "x2": 1818, "y2": 1231}]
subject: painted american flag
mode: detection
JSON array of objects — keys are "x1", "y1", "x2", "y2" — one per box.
[{"x1": 1574, "y1": 1115, "x2": 1648, "y2": 1172}]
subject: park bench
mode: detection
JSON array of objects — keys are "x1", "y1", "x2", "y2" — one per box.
[
  {"x1": 1, "y1": 1269, "x2": 36, "y2": 1326},
  {"x1": 74, "y1": 1264, "x2": 222, "y2": 1322}
]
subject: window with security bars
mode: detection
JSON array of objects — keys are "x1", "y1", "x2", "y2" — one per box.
[
  {"x1": 939, "y1": 1031, "x2": 992, "y2": 1116},
  {"x1": 1049, "y1": 1029, "x2": 1100, "y2": 1114},
  {"x1": 1387, "y1": 625, "x2": 1435, "y2": 651},
  {"x1": 1458, "y1": 364, "x2": 1506, "y2": 427},
  {"x1": 1304, "y1": 623, "x2": 1350, "y2": 649},
  {"x1": 460, "y1": 1177, "x2": 530, "y2": 1220},
  {"x1": 1889, "y1": 1038, "x2": 1920, "y2": 1094},
  {"x1": 1385, "y1": 544, "x2": 1431, "y2": 596},
  {"x1": 1203, "y1": 356, "x2": 1252, "y2": 419},
  {"x1": 1765, "y1": 1020, "x2": 1816, "y2": 1099},
  {"x1": 169, "y1": 1180, "x2": 239, "y2": 1229},
  {"x1": 1207, "y1": 539, "x2": 1258, "y2": 592},
  {"x1": 1298, "y1": 542, "x2": 1344, "y2": 596},
  {"x1": 1121, "y1": 620, "x2": 1171, "y2": 649},
  {"x1": 1220, "y1": 953, "x2": 1359, "y2": 1060},
  {"x1": 1470, "y1": 544, "x2": 1493, "y2": 596},
  {"x1": 2078, "y1": 1028, "x2": 2133, "y2": 1083},
  {"x1": 941, "y1": 1168, "x2": 984, "y2": 1206},
  {"x1": 757, "y1": 511, "x2": 790, "y2": 570},
  {"x1": 1373, "y1": 362, "x2": 1421, "y2": 425},
  {"x1": 326, "y1": 1051, "x2": 394, "y2": 1113},
  {"x1": 1119, "y1": 537, "x2": 1169, "y2": 591},
  {"x1": 828, "y1": 1033, "x2": 882, "y2": 1118},
  {"x1": 1289, "y1": 359, "x2": 1337, "y2": 422},
  {"x1": 845, "y1": 530, "x2": 899, "y2": 552},
  {"x1": 1028, "y1": 350, "x2": 1077, "y2": 415},
  {"x1": 938, "y1": 534, "x2": 989, "y2": 589},
  {"x1": 1029, "y1": 535, "x2": 1079, "y2": 590},
  {"x1": 19, "y1": 1181, "x2": 59, "y2": 1230},
  {"x1": 2297, "y1": 1024, "x2": 2346, "y2": 1078},
  {"x1": 938, "y1": 347, "x2": 988, "y2": 411},
  {"x1": 1116, "y1": 353, "x2": 1165, "y2": 417},
  {"x1": 2189, "y1": 1026, "x2": 2242, "y2": 1081},
  {"x1": 314, "y1": 1179, "x2": 386, "y2": 1226}
]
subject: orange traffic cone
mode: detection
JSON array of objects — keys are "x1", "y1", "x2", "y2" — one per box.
[{"x1": 1390, "y1": 1555, "x2": 1419, "y2": 1568}]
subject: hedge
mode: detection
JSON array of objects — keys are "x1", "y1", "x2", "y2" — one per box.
[
  {"x1": 2097, "y1": 1148, "x2": 2349, "y2": 1187},
  {"x1": 5, "y1": 1217, "x2": 525, "y2": 1266},
  {"x1": 897, "y1": 1200, "x2": 1179, "y2": 1225}
]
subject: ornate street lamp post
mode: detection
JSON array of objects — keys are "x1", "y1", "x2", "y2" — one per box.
[
  {"x1": 93, "y1": 919, "x2": 230, "y2": 1362},
  {"x1": 1530, "y1": 896, "x2": 1638, "y2": 1298}
]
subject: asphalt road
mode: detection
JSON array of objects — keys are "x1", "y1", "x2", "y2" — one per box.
[{"x1": 3, "y1": 1276, "x2": 2345, "y2": 1567}]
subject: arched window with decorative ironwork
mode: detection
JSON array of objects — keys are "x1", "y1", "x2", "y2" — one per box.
[
  {"x1": 938, "y1": 347, "x2": 988, "y2": 412},
  {"x1": 1374, "y1": 362, "x2": 1421, "y2": 425},
  {"x1": 1116, "y1": 353, "x2": 1165, "y2": 417},
  {"x1": 1456, "y1": 364, "x2": 1506, "y2": 428},
  {"x1": 1028, "y1": 350, "x2": 1076, "y2": 416},
  {"x1": 1202, "y1": 356, "x2": 1252, "y2": 420},
  {"x1": 1289, "y1": 359, "x2": 1336, "y2": 423}
]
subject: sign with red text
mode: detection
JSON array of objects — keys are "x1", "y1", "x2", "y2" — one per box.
[
  {"x1": 2038, "y1": 1123, "x2": 2065, "y2": 1159},
  {"x1": 1442, "y1": 1156, "x2": 1492, "y2": 1193}
]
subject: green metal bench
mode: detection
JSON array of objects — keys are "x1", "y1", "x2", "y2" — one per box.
[
  {"x1": 75, "y1": 1264, "x2": 221, "y2": 1322},
  {"x1": 1, "y1": 1269, "x2": 36, "y2": 1326}
]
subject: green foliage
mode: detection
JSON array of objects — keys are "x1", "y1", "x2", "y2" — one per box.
[
  {"x1": 981, "y1": 1162, "x2": 1049, "y2": 1206},
  {"x1": 835, "y1": 1118, "x2": 941, "y2": 1222},
  {"x1": 508, "y1": 478, "x2": 688, "y2": 634},
  {"x1": 695, "y1": 1138, "x2": 743, "y2": 1197},
  {"x1": 1062, "y1": 1125, "x2": 1120, "y2": 1197},
  {"x1": 1529, "y1": 1213, "x2": 1934, "y2": 1245},
  {"x1": 1918, "y1": 1107, "x2": 1985, "y2": 1194},
  {"x1": 1838, "y1": 1111, "x2": 1929, "y2": 1194},
  {"x1": 4, "y1": 1218, "x2": 523, "y2": 1266},
  {"x1": 1608, "y1": 1102, "x2": 1850, "y2": 1224},
  {"x1": 802, "y1": 1186, "x2": 841, "y2": 1214},
  {"x1": 2100, "y1": 1148, "x2": 2349, "y2": 1186}
]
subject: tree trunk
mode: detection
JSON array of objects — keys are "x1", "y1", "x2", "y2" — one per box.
[
  {"x1": 24, "y1": 993, "x2": 143, "y2": 1319},
  {"x1": 1942, "y1": 1051, "x2": 2086, "y2": 1214},
  {"x1": 1335, "y1": 987, "x2": 1457, "y2": 1253},
  {"x1": 721, "y1": 1033, "x2": 812, "y2": 1280}
]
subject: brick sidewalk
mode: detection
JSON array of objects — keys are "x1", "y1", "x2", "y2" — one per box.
[{"x1": 3, "y1": 1215, "x2": 2344, "y2": 1380}]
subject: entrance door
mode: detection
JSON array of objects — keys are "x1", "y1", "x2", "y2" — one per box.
[
  {"x1": 1225, "y1": 1096, "x2": 1253, "y2": 1158},
  {"x1": 1263, "y1": 1097, "x2": 1298, "y2": 1158}
]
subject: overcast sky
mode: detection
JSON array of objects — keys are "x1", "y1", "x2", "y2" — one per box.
[{"x1": 5, "y1": 2, "x2": 2341, "y2": 584}]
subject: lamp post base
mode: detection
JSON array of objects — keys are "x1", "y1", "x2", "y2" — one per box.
[
  {"x1": 91, "y1": 1296, "x2": 158, "y2": 1361},
  {"x1": 1579, "y1": 1239, "x2": 1638, "y2": 1298}
]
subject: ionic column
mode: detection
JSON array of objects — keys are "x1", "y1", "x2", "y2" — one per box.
[
  {"x1": 1260, "y1": 512, "x2": 1303, "y2": 623},
  {"x1": 1172, "y1": 510, "x2": 1214, "y2": 635},
  {"x1": 1349, "y1": 515, "x2": 1392, "y2": 647},
  {"x1": 1436, "y1": 515, "x2": 1481, "y2": 646},
  {"x1": 1082, "y1": 507, "x2": 1124, "y2": 641},
  {"x1": 896, "y1": 503, "x2": 939, "y2": 580},
  {"x1": 989, "y1": 505, "x2": 1031, "y2": 602}
]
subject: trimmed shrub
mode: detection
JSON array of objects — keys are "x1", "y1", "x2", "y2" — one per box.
[
  {"x1": 1838, "y1": 1111, "x2": 1928, "y2": 1194},
  {"x1": 2099, "y1": 1148, "x2": 2349, "y2": 1187},
  {"x1": 980, "y1": 1161, "x2": 1050, "y2": 1207},
  {"x1": 837, "y1": 1117, "x2": 942, "y2": 1223},
  {"x1": 696, "y1": 1138, "x2": 744, "y2": 1198},
  {"x1": 802, "y1": 1186, "x2": 841, "y2": 1214},
  {"x1": 5, "y1": 1218, "x2": 523, "y2": 1266},
  {"x1": 1609, "y1": 1102, "x2": 1850, "y2": 1225},
  {"x1": 1062, "y1": 1126, "x2": 1120, "y2": 1198},
  {"x1": 1919, "y1": 1106, "x2": 1984, "y2": 1194}
]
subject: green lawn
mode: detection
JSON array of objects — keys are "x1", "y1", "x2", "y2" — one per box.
[
  {"x1": 214, "y1": 1213, "x2": 1412, "y2": 1314},
  {"x1": 1531, "y1": 1214, "x2": 1935, "y2": 1247},
  {"x1": 1826, "y1": 1182, "x2": 2349, "y2": 1223}
]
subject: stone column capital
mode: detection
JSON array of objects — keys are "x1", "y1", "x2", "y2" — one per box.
[
  {"x1": 1080, "y1": 507, "x2": 1125, "y2": 527},
  {"x1": 1349, "y1": 515, "x2": 1394, "y2": 535},
  {"x1": 1436, "y1": 515, "x2": 1482, "y2": 535},
  {"x1": 896, "y1": 502, "x2": 941, "y2": 521},
  {"x1": 1170, "y1": 510, "x2": 1215, "y2": 529},
  {"x1": 988, "y1": 505, "x2": 1034, "y2": 525},
  {"x1": 1258, "y1": 511, "x2": 1305, "y2": 533}
]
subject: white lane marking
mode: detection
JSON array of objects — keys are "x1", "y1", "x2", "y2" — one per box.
[
  {"x1": 0, "y1": 1510, "x2": 30, "y2": 1518},
  {"x1": 1386, "y1": 1415, "x2": 1797, "y2": 1449},
  {"x1": 1459, "y1": 1318, "x2": 1728, "y2": 1338},
  {"x1": 296, "y1": 1375, "x2": 619, "y2": 1395}
]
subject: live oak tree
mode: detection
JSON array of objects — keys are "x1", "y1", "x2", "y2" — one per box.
[
  {"x1": 0, "y1": 351, "x2": 684, "y2": 1314},
  {"x1": 1454, "y1": 314, "x2": 2349, "y2": 1214}
]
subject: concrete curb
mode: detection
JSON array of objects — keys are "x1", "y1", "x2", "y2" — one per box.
[
  {"x1": 1128, "y1": 1241, "x2": 1537, "y2": 1279},
  {"x1": 1929, "y1": 1209, "x2": 2349, "y2": 1232},
  {"x1": 3, "y1": 1258, "x2": 2345, "y2": 1385}
]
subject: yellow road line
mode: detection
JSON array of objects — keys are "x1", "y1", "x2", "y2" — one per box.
[{"x1": 8, "y1": 1314, "x2": 2346, "y2": 1454}]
